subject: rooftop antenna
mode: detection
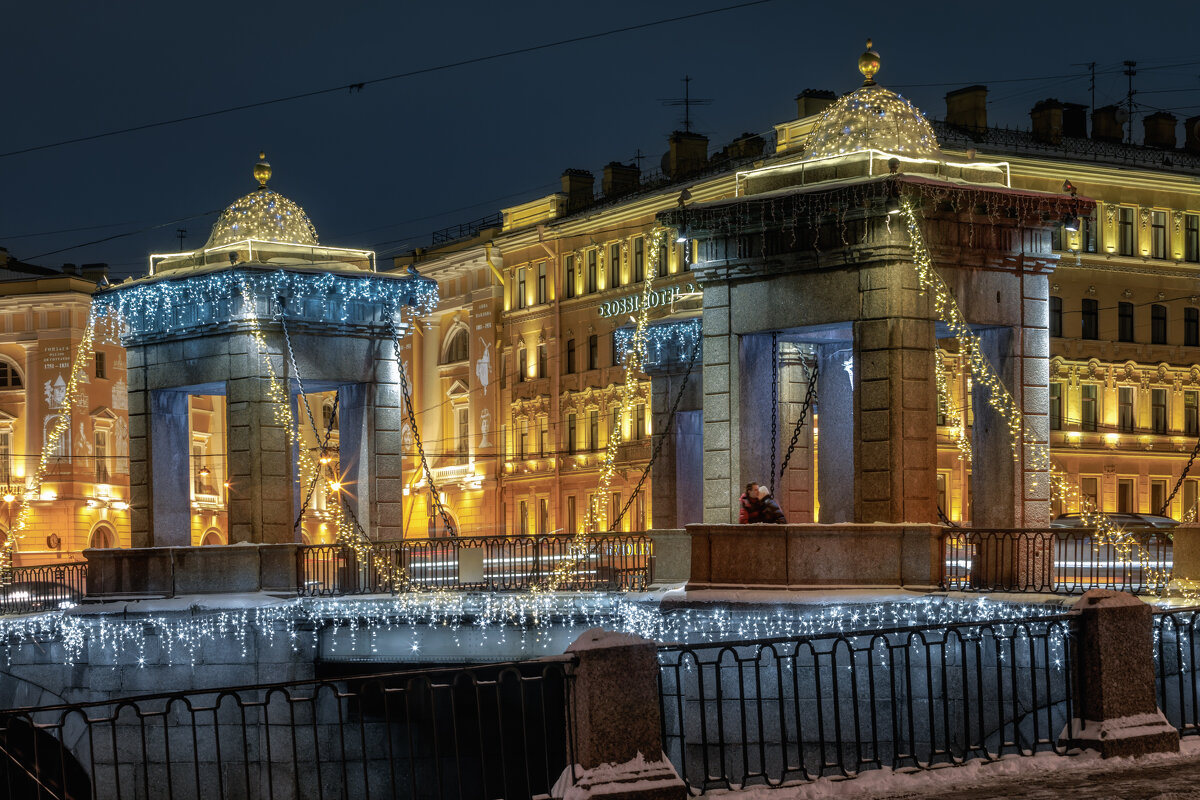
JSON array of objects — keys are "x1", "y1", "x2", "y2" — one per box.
[
  {"x1": 632, "y1": 148, "x2": 645, "y2": 171},
  {"x1": 1071, "y1": 61, "x2": 1097, "y2": 117},
  {"x1": 659, "y1": 75, "x2": 713, "y2": 134},
  {"x1": 176, "y1": 228, "x2": 187, "y2": 250},
  {"x1": 1124, "y1": 60, "x2": 1137, "y2": 144}
]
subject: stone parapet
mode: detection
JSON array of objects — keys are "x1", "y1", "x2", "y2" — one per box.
[
  {"x1": 647, "y1": 530, "x2": 689, "y2": 585},
  {"x1": 685, "y1": 523, "x2": 943, "y2": 589},
  {"x1": 85, "y1": 544, "x2": 300, "y2": 598}
]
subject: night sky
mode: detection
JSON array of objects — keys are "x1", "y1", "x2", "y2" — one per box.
[{"x1": 2, "y1": 0, "x2": 1197, "y2": 278}]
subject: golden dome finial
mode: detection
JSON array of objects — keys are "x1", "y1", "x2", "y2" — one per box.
[
  {"x1": 858, "y1": 38, "x2": 880, "y2": 86},
  {"x1": 253, "y1": 151, "x2": 272, "y2": 189}
]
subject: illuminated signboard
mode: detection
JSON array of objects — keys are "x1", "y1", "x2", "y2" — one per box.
[{"x1": 597, "y1": 283, "x2": 700, "y2": 318}]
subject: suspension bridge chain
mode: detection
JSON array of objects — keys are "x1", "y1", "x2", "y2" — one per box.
[
  {"x1": 611, "y1": 334, "x2": 702, "y2": 530},
  {"x1": 386, "y1": 312, "x2": 457, "y2": 537},
  {"x1": 778, "y1": 352, "x2": 818, "y2": 480},
  {"x1": 1158, "y1": 434, "x2": 1200, "y2": 517},
  {"x1": 278, "y1": 312, "x2": 342, "y2": 529},
  {"x1": 770, "y1": 331, "x2": 778, "y2": 493}
]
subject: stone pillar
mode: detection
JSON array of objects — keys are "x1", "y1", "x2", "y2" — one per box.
[
  {"x1": 127, "y1": 351, "x2": 150, "y2": 548},
  {"x1": 1064, "y1": 589, "x2": 1179, "y2": 757},
  {"x1": 557, "y1": 628, "x2": 685, "y2": 799},
  {"x1": 648, "y1": 367, "x2": 702, "y2": 530},
  {"x1": 737, "y1": 333, "x2": 776, "y2": 501},
  {"x1": 227, "y1": 363, "x2": 294, "y2": 544},
  {"x1": 338, "y1": 383, "x2": 370, "y2": 535},
  {"x1": 816, "y1": 342, "x2": 854, "y2": 523},
  {"x1": 373, "y1": 348, "x2": 406, "y2": 540},
  {"x1": 148, "y1": 389, "x2": 190, "y2": 546},
  {"x1": 853, "y1": 261, "x2": 938, "y2": 524},
  {"x1": 1172, "y1": 523, "x2": 1200, "y2": 581},
  {"x1": 701, "y1": 283, "x2": 735, "y2": 523}
]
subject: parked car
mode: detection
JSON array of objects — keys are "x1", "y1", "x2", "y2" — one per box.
[
  {"x1": 1051, "y1": 513, "x2": 1179, "y2": 529},
  {"x1": 0, "y1": 581, "x2": 82, "y2": 612}
]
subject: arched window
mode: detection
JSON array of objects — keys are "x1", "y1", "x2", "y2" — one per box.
[
  {"x1": 322, "y1": 398, "x2": 338, "y2": 432},
  {"x1": 442, "y1": 328, "x2": 469, "y2": 364},
  {"x1": 88, "y1": 524, "x2": 115, "y2": 549},
  {"x1": 201, "y1": 529, "x2": 225, "y2": 546},
  {"x1": 0, "y1": 359, "x2": 22, "y2": 389}
]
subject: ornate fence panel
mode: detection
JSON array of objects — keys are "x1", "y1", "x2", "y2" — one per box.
[
  {"x1": 0, "y1": 659, "x2": 574, "y2": 800},
  {"x1": 298, "y1": 534, "x2": 651, "y2": 596},
  {"x1": 658, "y1": 616, "x2": 1074, "y2": 792},
  {"x1": 1155, "y1": 608, "x2": 1200, "y2": 735},
  {"x1": 0, "y1": 562, "x2": 87, "y2": 615},
  {"x1": 941, "y1": 528, "x2": 1172, "y2": 594}
]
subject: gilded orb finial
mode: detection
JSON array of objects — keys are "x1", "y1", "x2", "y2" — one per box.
[
  {"x1": 253, "y1": 151, "x2": 272, "y2": 189},
  {"x1": 858, "y1": 38, "x2": 881, "y2": 86}
]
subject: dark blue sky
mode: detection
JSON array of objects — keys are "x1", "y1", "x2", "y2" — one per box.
[{"x1": 2, "y1": 0, "x2": 1197, "y2": 277}]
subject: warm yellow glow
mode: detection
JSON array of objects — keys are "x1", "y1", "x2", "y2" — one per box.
[
  {"x1": 111, "y1": 501, "x2": 129, "y2": 511},
  {"x1": 1067, "y1": 431, "x2": 1081, "y2": 440},
  {"x1": 1105, "y1": 433, "x2": 1120, "y2": 446},
  {"x1": 1, "y1": 495, "x2": 13, "y2": 504},
  {"x1": 329, "y1": 481, "x2": 342, "y2": 492},
  {"x1": 40, "y1": 489, "x2": 56, "y2": 502}
]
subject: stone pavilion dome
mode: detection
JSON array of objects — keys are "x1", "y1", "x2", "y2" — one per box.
[
  {"x1": 803, "y1": 40, "x2": 941, "y2": 161},
  {"x1": 204, "y1": 153, "x2": 319, "y2": 248}
]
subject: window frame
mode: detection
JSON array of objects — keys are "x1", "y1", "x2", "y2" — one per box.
[
  {"x1": 1117, "y1": 206, "x2": 1136, "y2": 256},
  {"x1": 1081, "y1": 298, "x2": 1099, "y2": 340},
  {"x1": 1152, "y1": 304, "x2": 1167, "y2": 345},
  {"x1": 1049, "y1": 296, "x2": 1062, "y2": 338},
  {"x1": 1118, "y1": 302, "x2": 1134, "y2": 342},
  {"x1": 564, "y1": 255, "x2": 576, "y2": 299}
]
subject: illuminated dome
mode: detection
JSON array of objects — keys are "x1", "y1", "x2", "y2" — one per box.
[
  {"x1": 204, "y1": 153, "x2": 319, "y2": 248},
  {"x1": 803, "y1": 40, "x2": 941, "y2": 161}
]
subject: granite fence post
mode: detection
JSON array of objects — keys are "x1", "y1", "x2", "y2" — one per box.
[{"x1": 1064, "y1": 589, "x2": 1179, "y2": 757}]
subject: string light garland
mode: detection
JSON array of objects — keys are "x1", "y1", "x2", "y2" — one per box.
[
  {"x1": 0, "y1": 313, "x2": 97, "y2": 582},
  {"x1": 615, "y1": 318, "x2": 702, "y2": 371},
  {"x1": 934, "y1": 348, "x2": 971, "y2": 463}
]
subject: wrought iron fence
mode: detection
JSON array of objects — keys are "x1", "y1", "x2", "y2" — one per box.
[
  {"x1": 0, "y1": 561, "x2": 87, "y2": 615},
  {"x1": 1155, "y1": 607, "x2": 1200, "y2": 735},
  {"x1": 658, "y1": 616, "x2": 1074, "y2": 792},
  {"x1": 0, "y1": 658, "x2": 575, "y2": 800},
  {"x1": 941, "y1": 528, "x2": 1172, "y2": 594},
  {"x1": 298, "y1": 534, "x2": 652, "y2": 596}
]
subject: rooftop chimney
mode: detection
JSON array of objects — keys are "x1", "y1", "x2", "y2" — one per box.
[
  {"x1": 1030, "y1": 99, "x2": 1067, "y2": 144},
  {"x1": 601, "y1": 162, "x2": 640, "y2": 198},
  {"x1": 60, "y1": 263, "x2": 78, "y2": 276},
  {"x1": 724, "y1": 132, "x2": 766, "y2": 161},
  {"x1": 561, "y1": 169, "x2": 594, "y2": 212},
  {"x1": 1092, "y1": 105, "x2": 1124, "y2": 143},
  {"x1": 795, "y1": 89, "x2": 836, "y2": 119},
  {"x1": 1186, "y1": 116, "x2": 1200, "y2": 155},
  {"x1": 945, "y1": 85, "x2": 987, "y2": 133},
  {"x1": 81, "y1": 263, "x2": 109, "y2": 284},
  {"x1": 665, "y1": 131, "x2": 708, "y2": 180},
  {"x1": 1061, "y1": 103, "x2": 1088, "y2": 139},
  {"x1": 1143, "y1": 112, "x2": 1177, "y2": 149}
]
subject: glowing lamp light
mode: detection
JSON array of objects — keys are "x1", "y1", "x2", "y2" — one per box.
[
  {"x1": 111, "y1": 501, "x2": 130, "y2": 511},
  {"x1": 329, "y1": 481, "x2": 342, "y2": 493},
  {"x1": 1, "y1": 494, "x2": 13, "y2": 504},
  {"x1": 39, "y1": 489, "x2": 56, "y2": 502},
  {"x1": 1105, "y1": 433, "x2": 1120, "y2": 447},
  {"x1": 86, "y1": 499, "x2": 100, "y2": 508}
]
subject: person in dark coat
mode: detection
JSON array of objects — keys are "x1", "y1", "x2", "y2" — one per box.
[
  {"x1": 757, "y1": 485, "x2": 787, "y2": 524},
  {"x1": 738, "y1": 482, "x2": 763, "y2": 523}
]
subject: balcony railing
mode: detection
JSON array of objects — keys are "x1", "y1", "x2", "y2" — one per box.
[{"x1": 297, "y1": 533, "x2": 652, "y2": 596}]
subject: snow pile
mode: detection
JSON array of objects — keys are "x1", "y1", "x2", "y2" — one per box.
[{"x1": 549, "y1": 752, "x2": 684, "y2": 799}]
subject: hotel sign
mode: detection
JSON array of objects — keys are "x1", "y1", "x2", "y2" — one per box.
[{"x1": 597, "y1": 283, "x2": 700, "y2": 318}]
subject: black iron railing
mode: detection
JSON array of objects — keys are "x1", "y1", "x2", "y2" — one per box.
[
  {"x1": 941, "y1": 529, "x2": 1173, "y2": 594},
  {"x1": 0, "y1": 658, "x2": 575, "y2": 800},
  {"x1": 1155, "y1": 607, "x2": 1200, "y2": 735},
  {"x1": 298, "y1": 534, "x2": 652, "y2": 596},
  {"x1": 0, "y1": 562, "x2": 87, "y2": 615},
  {"x1": 658, "y1": 616, "x2": 1074, "y2": 792}
]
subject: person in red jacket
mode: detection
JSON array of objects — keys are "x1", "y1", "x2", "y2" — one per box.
[{"x1": 738, "y1": 482, "x2": 763, "y2": 523}]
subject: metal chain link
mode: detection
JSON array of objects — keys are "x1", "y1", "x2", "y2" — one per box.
[
  {"x1": 770, "y1": 331, "x2": 778, "y2": 494},
  {"x1": 937, "y1": 503, "x2": 957, "y2": 528},
  {"x1": 611, "y1": 336, "x2": 701, "y2": 530},
  {"x1": 778, "y1": 354, "x2": 819, "y2": 480},
  {"x1": 1159, "y1": 435, "x2": 1200, "y2": 517},
  {"x1": 386, "y1": 312, "x2": 457, "y2": 537}
]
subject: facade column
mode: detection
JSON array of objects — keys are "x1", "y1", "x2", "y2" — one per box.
[
  {"x1": 126, "y1": 348, "x2": 150, "y2": 548},
  {"x1": 701, "y1": 283, "x2": 735, "y2": 523},
  {"x1": 737, "y1": 333, "x2": 777, "y2": 504},
  {"x1": 372, "y1": 344, "x2": 405, "y2": 541},
  {"x1": 148, "y1": 389, "x2": 190, "y2": 546}
]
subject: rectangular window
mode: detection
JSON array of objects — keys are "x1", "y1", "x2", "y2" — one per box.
[
  {"x1": 587, "y1": 251, "x2": 598, "y2": 293},
  {"x1": 1049, "y1": 382, "x2": 1062, "y2": 430},
  {"x1": 519, "y1": 500, "x2": 528, "y2": 536},
  {"x1": 1186, "y1": 479, "x2": 1200, "y2": 521},
  {"x1": 1081, "y1": 384, "x2": 1098, "y2": 432},
  {"x1": 1118, "y1": 478, "x2": 1134, "y2": 514},
  {"x1": 635, "y1": 403, "x2": 647, "y2": 439},
  {"x1": 1083, "y1": 210, "x2": 1098, "y2": 253},
  {"x1": 192, "y1": 444, "x2": 204, "y2": 494},
  {"x1": 537, "y1": 343, "x2": 547, "y2": 378},
  {"x1": 538, "y1": 498, "x2": 548, "y2": 535},
  {"x1": 635, "y1": 493, "x2": 646, "y2": 531},
  {"x1": 610, "y1": 492, "x2": 622, "y2": 532},
  {"x1": 633, "y1": 238, "x2": 645, "y2": 282},
  {"x1": 1119, "y1": 302, "x2": 1134, "y2": 342},
  {"x1": 1187, "y1": 391, "x2": 1199, "y2": 437},
  {"x1": 566, "y1": 339, "x2": 576, "y2": 374},
  {"x1": 1118, "y1": 387, "x2": 1134, "y2": 432},
  {"x1": 1118, "y1": 206, "x2": 1135, "y2": 256},
  {"x1": 1188, "y1": 308, "x2": 1199, "y2": 347},
  {"x1": 1151, "y1": 480, "x2": 1167, "y2": 516},
  {"x1": 518, "y1": 346, "x2": 526, "y2": 383},
  {"x1": 456, "y1": 407, "x2": 469, "y2": 456},
  {"x1": 1051, "y1": 224, "x2": 1063, "y2": 252},
  {"x1": 567, "y1": 414, "x2": 577, "y2": 454},
  {"x1": 659, "y1": 242, "x2": 670, "y2": 275},
  {"x1": 567, "y1": 495, "x2": 577, "y2": 534},
  {"x1": 95, "y1": 351, "x2": 106, "y2": 379},
  {"x1": 1081, "y1": 476, "x2": 1099, "y2": 509},
  {"x1": 516, "y1": 267, "x2": 527, "y2": 310},
  {"x1": 1049, "y1": 296, "x2": 1062, "y2": 338},
  {"x1": 519, "y1": 419, "x2": 528, "y2": 459},
  {"x1": 588, "y1": 334, "x2": 598, "y2": 370},
  {"x1": 1152, "y1": 304, "x2": 1167, "y2": 344},
  {"x1": 937, "y1": 472, "x2": 948, "y2": 517},
  {"x1": 537, "y1": 261, "x2": 546, "y2": 304},
  {"x1": 539, "y1": 419, "x2": 548, "y2": 457},
  {"x1": 1187, "y1": 214, "x2": 1200, "y2": 263},
  {"x1": 1081, "y1": 298, "x2": 1099, "y2": 340},
  {"x1": 1153, "y1": 387, "x2": 1168, "y2": 434},
  {"x1": 589, "y1": 410, "x2": 599, "y2": 451},
  {"x1": 1152, "y1": 211, "x2": 1168, "y2": 259},
  {"x1": 609, "y1": 244, "x2": 620, "y2": 289},
  {"x1": 0, "y1": 432, "x2": 10, "y2": 485},
  {"x1": 565, "y1": 255, "x2": 576, "y2": 298},
  {"x1": 611, "y1": 407, "x2": 621, "y2": 444}
]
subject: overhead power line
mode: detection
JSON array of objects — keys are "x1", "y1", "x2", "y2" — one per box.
[{"x1": 0, "y1": 0, "x2": 778, "y2": 160}]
